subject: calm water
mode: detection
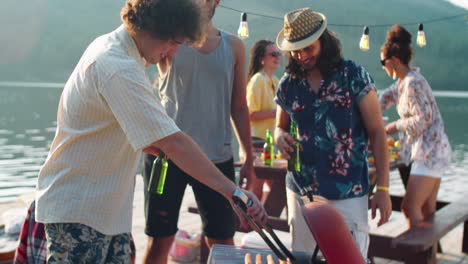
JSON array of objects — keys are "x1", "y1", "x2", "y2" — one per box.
[{"x1": 1, "y1": 84, "x2": 467, "y2": 203}]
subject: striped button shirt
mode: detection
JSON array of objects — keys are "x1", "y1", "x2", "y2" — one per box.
[{"x1": 35, "y1": 25, "x2": 180, "y2": 235}]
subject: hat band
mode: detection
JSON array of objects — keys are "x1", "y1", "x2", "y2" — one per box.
[{"x1": 287, "y1": 20, "x2": 324, "y2": 43}]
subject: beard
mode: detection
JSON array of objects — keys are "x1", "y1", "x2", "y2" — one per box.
[{"x1": 299, "y1": 55, "x2": 319, "y2": 72}]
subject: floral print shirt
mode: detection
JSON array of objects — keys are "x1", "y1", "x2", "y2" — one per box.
[
  {"x1": 379, "y1": 70, "x2": 451, "y2": 171},
  {"x1": 276, "y1": 60, "x2": 375, "y2": 200}
]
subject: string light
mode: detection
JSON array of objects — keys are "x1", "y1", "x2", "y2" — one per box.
[
  {"x1": 416, "y1": 23, "x2": 427, "y2": 47},
  {"x1": 218, "y1": 4, "x2": 467, "y2": 50},
  {"x1": 359, "y1": 26, "x2": 370, "y2": 51},
  {"x1": 237, "y1": 12, "x2": 249, "y2": 40}
]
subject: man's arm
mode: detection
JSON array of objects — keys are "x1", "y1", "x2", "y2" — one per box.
[
  {"x1": 144, "y1": 131, "x2": 267, "y2": 223},
  {"x1": 359, "y1": 89, "x2": 392, "y2": 226},
  {"x1": 229, "y1": 35, "x2": 262, "y2": 197}
]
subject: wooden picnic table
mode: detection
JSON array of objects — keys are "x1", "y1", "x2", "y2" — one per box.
[
  {"x1": 234, "y1": 158, "x2": 404, "y2": 221},
  {"x1": 234, "y1": 158, "x2": 288, "y2": 218},
  {"x1": 236, "y1": 157, "x2": 403, "y2": 182}
]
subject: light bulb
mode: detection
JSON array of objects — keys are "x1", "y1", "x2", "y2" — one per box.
[
  {"x1": 416, "y1": 24, "x2": 426, "y2": 47},
  {"x1": 237, "y1": 13, "x2": 249, "y2": 40},
  {"x1": 359, "y1": 26, "x2": 370, "y2": 51}
]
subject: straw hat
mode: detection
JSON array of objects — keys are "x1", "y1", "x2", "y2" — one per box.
[{"x1": 276, "y1": 8, "x2": 327, "y2": 51}]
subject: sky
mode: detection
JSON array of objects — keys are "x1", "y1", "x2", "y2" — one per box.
[{"x1": 445, "y1": 0, "x2": 468, "y2": 10}]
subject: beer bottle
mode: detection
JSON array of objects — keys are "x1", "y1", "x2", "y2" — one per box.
[
  {"x1": 263, "y1": 129, "x2": 274, "y2": 166},
  {"x1": 148, "y1": 152, "x2": 169, "y2": 195},
  {"x1": 288, "y1": 121, "x2": 301, "y2": 172}
]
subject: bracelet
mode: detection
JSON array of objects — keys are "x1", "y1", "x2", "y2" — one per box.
[
  {"x1": 376, "y1": 185, "x2": 389, "y2": 192},
  {"x1": 232, "y1": 188, "x2": 252, "y2": 207}
]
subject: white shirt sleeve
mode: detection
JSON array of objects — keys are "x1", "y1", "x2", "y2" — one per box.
[{"x1": 100, "y1": 66, "x2": 180, "y2": 151}]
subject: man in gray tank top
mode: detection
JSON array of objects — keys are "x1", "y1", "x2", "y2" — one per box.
[{"x1": 141, "y1": 0, "x2": 257, "y2": 263}]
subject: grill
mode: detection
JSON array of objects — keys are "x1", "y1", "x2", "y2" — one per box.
[{"x1": 208, "y1": 244, "x2": 313, "y2": 264}]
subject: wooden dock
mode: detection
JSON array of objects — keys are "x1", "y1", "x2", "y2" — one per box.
[
  {"x1": 130, "y1": 176, "x2": 468, "y2": 264},
  {"x1": 1, "y1": 175, "x2": 466, "y2": 263}
]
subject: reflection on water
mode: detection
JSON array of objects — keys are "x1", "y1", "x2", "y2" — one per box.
[
  {"x1": 0, "y1": 127, "x2": 53, "y2": 203},
  {"x1": 0, "y1": 85, "x2": 58, "y2": 203},
  {"x1": 1, "y1": 85, "x2": 468, "y2": 203}
]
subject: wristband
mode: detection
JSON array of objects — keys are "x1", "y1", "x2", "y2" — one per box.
[
  {"x1": 232, "y1": 188, "x2": 252, "y2": 208},
  {"x1": 376, "y1": 185, "x2": 389, "y2": 192}
]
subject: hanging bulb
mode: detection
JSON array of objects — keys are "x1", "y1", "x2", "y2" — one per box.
[
  {"x1": 359, "y1": 26, "x2": 370, "y2": 51},
  {"x1": 416, "y1": 24, "x2": 426, "y2": 47},
  {"x1": 237, "y1": 12, "x2": 249, "y2": 40}
]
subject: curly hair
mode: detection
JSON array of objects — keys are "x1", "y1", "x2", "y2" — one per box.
[
  {"x1": 247, "y1": 39, "x2": 275, "y2": 80},
  {"x1": 285, "y1": 29, "x2": 343, "y2": 79},
  {"x1": 121, "y1": 0, "x2": 206, "y2": 45},
  {"x1": 381, "y1": 24, "x2": 413, "y2": 65}
]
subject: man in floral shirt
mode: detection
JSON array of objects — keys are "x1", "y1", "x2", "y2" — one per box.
[{"x1": 274, "y1": 8, "x2": 392, "y2": 259}]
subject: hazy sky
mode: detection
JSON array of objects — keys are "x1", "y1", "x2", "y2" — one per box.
[{"x1": 445, "y1": 0, "x2": 468, "y2": 10}]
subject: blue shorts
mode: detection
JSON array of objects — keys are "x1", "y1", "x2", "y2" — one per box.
[{"x1": 143, "y1": 155, "x2": 236, "y2": 240}]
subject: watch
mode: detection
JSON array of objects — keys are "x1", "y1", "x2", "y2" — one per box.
[{"x1": 232, "y1": 188, "x2": 253, "y2": 209}]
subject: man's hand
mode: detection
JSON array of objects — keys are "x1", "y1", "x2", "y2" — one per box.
[
  {"x1": 275, "y1": 132, "x2": 295, "y2": 160},
  {"x1": 231, "y1": 189, "x2": 268, "y2": 229},
  {"x1": 239, "y1": 162, "x2": 264, "y2": 199},
  {"x1": 371, "y1": 189, "x2": 392, "y2": 226}
]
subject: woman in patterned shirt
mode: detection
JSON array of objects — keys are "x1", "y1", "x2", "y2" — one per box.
[{"x1": 379, "y1": 25, "x2": 451, "y2": 227}]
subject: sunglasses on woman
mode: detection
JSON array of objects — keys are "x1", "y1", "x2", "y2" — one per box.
[
  {"x1": 380, "y1": 57, "x2": 390, "y2": 66},
  {"x1": 267, "y1": 51, "x2": 282, "y2": 58}
]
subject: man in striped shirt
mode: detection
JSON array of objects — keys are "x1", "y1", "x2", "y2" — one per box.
[{"x1": 35, "y1": 0, "x2": 267, "y2": 263}]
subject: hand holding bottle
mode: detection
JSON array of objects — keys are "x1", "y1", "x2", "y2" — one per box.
[
  {"x1": 275, "y1": 132, "x2": 295, "y2": 160},
  {"x1": 275, "y1": 121, "x2": 302, "y2": 162}
]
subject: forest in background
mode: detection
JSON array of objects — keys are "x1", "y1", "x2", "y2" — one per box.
[{"x1": 1, "y1": 0, "x2": 467, "y2": 90}]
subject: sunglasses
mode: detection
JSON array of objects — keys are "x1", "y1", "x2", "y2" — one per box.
[
  {"x1": 380, "y1": 57, "x2": 390, "y2": 66},
  {"x1": 267, "y1": 51, "x2": 282, "y2": 58}
]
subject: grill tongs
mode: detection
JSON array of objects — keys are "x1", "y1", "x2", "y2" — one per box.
[{"x1": 232, "y1": 189, "x2": 296, "y2": 262}]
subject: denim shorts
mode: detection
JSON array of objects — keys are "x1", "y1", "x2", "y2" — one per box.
[
  {"x1": 142, "y1": 155, "x2": 236, "y2": 240},
  {"x1": 44, "y1": 223, "x2": 132, "y2": 264}
]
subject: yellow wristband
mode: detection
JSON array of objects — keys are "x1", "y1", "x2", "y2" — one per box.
[{"x1": 376, "y1": 185, "x2": 389, "y2": 192}]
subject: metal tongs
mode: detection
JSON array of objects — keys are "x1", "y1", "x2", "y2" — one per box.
[{"x1": 232, "y1": 189, "x2": 296, "y2": 262}]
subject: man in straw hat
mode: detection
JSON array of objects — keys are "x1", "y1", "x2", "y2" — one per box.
[
  {"x1": 35, "y1": 0, "x2": 267, "y2": 262},
  {"x1": 274, "y1": 8, "x2": 392, "y2": 258}
]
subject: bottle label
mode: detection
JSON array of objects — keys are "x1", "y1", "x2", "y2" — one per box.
[{"x1": 264, "y1": 150, "x2": 272, "y2": 165}]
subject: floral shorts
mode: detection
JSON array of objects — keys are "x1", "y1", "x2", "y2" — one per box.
[{"x1": 44, "y1": 223, "x2": 133, "y2": 264}]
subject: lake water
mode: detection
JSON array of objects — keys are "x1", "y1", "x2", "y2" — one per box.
[{"x1": 1, "y1": 84, "x2": 467, "y2": 203}]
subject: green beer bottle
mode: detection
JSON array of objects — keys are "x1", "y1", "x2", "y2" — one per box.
[
  {"x1": 288, "y1": 121, "x2": 301, "y2": 172},
  {"x1": 263, "y1": 129, "x2": 274, "y2": 166},
  {"x1": 148, "y1": 152, "x2": 169, "y2": 195}
]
